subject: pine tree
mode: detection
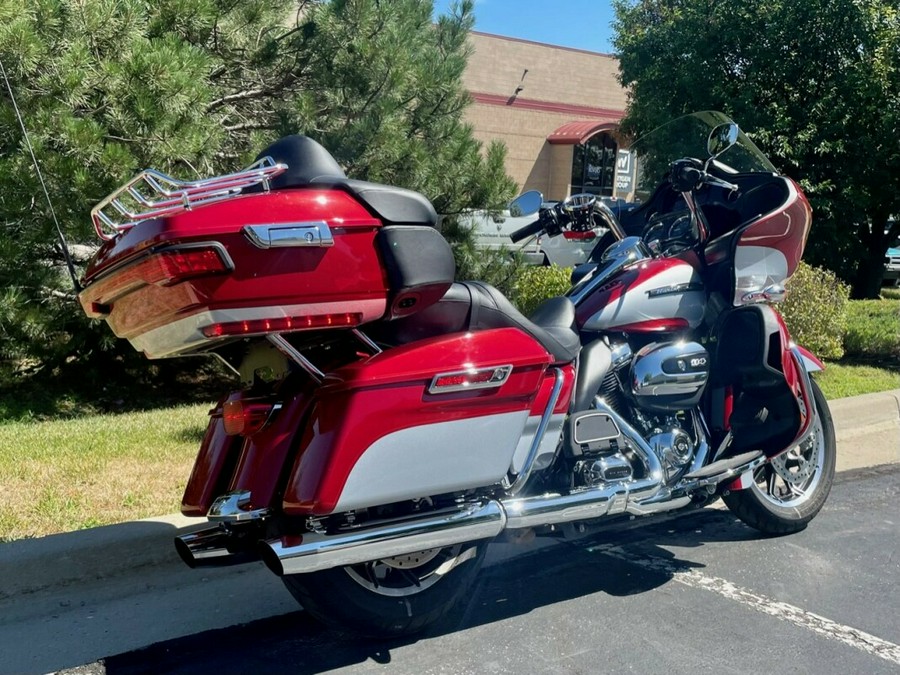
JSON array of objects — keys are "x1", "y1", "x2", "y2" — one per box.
[{"x1": 0, "y1": 0, "x2": 515, "y2": 382}]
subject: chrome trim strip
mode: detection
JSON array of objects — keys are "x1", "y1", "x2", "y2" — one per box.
[
  {"x1": 266, "y1": 334, "x2": 324, "y2": 383},
  {"x1": 243, "y1": 221, "x2": 335, "y2": 249},
  {"x1": 352, "y1": 329, "x2": 383, "y2": 355},
  {"x1": 505, "y1": 368, "x2": 564, "y2": 495},
  {"x1": 787, "y1": 347, "x2": 817, "y2": 450},
  {"x1": 261, "y1": 501, "x2": 506, "y2": 576}
]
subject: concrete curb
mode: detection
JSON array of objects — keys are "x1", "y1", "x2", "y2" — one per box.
[
  {"x1": 828, "y1": 389, "x2": 900, "y2": 472},
  {"x1": 2, "y1": 390, "x2": 898, "y2": 602},
  {"x1": 0, "y1": 513, "x2": 205, "y2": 601}
]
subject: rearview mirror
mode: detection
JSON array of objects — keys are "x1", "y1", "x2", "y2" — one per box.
[
  {"x1": 707, "y1": 123, "x2": 739, "y2": 160},
  {"x1": 509, "y1": 190, "x2": 543, "y2": 217}
]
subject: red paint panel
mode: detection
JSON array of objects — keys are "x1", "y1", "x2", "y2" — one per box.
[
  {"x1": 608, "y1": 318, "x2": 690, "y2": 333},
  {"x1": 528, "y1": 364, "x2": 577, "y2": 415},
  {"x1": 736, "y1": 178, "x2": 812, "y2": 277},
  {"x1": 226, "y1": 387, "x2": 315, "y2": 511},
  {"x1": 574, "y1": 258, "x2": 687, "y2": 329},
  {"x1": 282, "y1": 329, "x2": 552, "y2": 514},
  {"x1": 322, "y1": 328, "x2": 552, "y2": 391},
  {"x1": 181, "y1": 406, "x2": 241, "y2": 516}
]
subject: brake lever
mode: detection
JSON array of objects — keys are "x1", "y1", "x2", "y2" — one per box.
[{"x1": 703, "y1": 173, "x2": 739, "y2": 192}]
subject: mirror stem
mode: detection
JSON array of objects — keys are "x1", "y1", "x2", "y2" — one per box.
[{"x1": 681, "y1": 190, "x2": 709, "y2": 243}]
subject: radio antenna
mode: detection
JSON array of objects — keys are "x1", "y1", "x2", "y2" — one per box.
[{"x1": 0, "y1": 57, "x2": 81, "y2": 294}]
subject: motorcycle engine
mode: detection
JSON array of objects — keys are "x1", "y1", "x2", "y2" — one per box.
[{"x1": 628, "y1": 341, "x2": 710, "y2": 482}]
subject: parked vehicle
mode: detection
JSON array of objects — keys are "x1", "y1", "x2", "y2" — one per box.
[
  {"x1": 78, "y1": 111, "x2": 835, "y2": 637},
  {"x1": 884, "y1": 224, "x2": 899, "y2": 286},
  {"x1": 462, "y1": 205, "x2": 603, "y2": 267}
]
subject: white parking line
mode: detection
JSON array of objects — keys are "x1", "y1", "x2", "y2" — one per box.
[{"x1": 585, "y1": 544, "x2": 900, "y2": 667}]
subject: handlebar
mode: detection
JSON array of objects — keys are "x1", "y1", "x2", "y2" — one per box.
[{"x1": 510, "y1": 218, "x2": 544, "y2": 243}]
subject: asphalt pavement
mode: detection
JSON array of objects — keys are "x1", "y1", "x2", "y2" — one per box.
[{"x1": 0, "y1": 390, "x2": 900, "y2": 674}]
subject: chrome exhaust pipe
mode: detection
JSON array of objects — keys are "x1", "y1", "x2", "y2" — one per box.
[
  {"x1": 174, "y1": 526, "x2": 259, "y2": 568},
  {"x1": 501, "y1": 476, "x2": 659, "y2": 530},
  {"x1": 260, "y1": 500, "x2": 506, "y2": 576}
]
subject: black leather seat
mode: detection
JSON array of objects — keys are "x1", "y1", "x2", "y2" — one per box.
[
  {"x1": 370, "y1": 281, "x2": 581, "y2": 364},
  {"x1": 250, "y1": 135, "x2": 438, "y2": 227}
]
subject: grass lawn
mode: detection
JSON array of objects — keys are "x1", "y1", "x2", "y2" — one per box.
[
  {"x1": 814, "y1": 362, "x2": 900, "y2": 400},
  {"x1": 0, "y1": 403, "x2": 209, "y2": 542}
]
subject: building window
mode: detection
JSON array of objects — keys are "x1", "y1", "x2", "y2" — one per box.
[{"x1": 571, "y1": 132, "x2": 617, "y2": 197}]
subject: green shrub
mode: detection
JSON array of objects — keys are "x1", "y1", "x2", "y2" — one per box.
[
  {"x1": 513, "y1": 265, "x2": 573, "y2": 316},
  {"x1": 781, "y1": 262, "x2": 850, "y2": 360},
  {"x1": 844, "y1": 299, "x2": 900, "y2": 361}
]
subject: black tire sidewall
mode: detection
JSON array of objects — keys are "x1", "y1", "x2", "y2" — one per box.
[
  {"x1": 282, "y1": 543, "x2": 486, "y2": 637},
  {"x1": 723, "y1": 378, "x2": 836, "y2": 531}
]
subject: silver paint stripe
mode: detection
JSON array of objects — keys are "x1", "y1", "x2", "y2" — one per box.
[{"x1": 585, "y1": 544, "x2": 900, "y2": 667}]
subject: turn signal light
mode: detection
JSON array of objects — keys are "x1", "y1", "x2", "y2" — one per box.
[
  {"x1": 222, "y1": 399, "x2": 280, "y2": 436},
  {"x1": 202, "y1": 313, "x2": 362, "y2": 338}
]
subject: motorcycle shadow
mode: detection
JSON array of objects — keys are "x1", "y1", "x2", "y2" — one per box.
[{"x1": 102, "y1": 506, "x2": 762, "y2": 675}]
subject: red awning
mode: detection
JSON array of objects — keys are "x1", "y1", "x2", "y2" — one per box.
[{"x1": 547, "y1": 120, "x2": 619, "y2": 145}]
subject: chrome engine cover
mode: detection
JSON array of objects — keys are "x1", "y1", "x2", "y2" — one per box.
[{"x1": 630, "y1": 341, "x2": 710, "y2": 413}]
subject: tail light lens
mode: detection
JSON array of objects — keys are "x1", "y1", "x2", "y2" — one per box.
[
  {"x1": 202, "y1": 312, "x2": 362, "y2": 338},
  {"x1": 221, "y1": 397, "x2": 280, "y2": 436},
  {"x1": 83, "y1": 245, "x2": 231, "y2": 307}
]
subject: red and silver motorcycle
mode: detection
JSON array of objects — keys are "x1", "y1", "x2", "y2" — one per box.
[{"x1": 79, "y1": 111, "x2": 835, "y2": 636}]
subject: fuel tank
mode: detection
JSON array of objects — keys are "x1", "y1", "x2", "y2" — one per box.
[{"x1": 574, "y1": 258, "x2": 705, "y2": 333}]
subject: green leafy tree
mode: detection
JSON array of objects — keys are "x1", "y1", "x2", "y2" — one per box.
[
  {"x1": 0, "y1": 0, "x2": 514, "y2": 382},
  {"x1": 613, "y1": 0, "x2": 900, "y2": 298}
]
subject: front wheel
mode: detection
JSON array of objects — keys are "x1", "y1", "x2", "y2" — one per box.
[
  {"x1": 723, "y1": 378, "x2": 835, "y2": 535},
  {"x1": 282, "y1": 543, "x2": 486, "y2": 637}
]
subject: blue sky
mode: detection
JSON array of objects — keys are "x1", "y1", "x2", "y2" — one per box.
[{"x1": 432, "y1": 1, "x2": 617, "y2": 54}]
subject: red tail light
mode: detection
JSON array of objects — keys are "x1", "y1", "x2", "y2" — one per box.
[
  {"x1": 202, "y1": 312, "x2": 362, "y2": 338},
  {"x1": 222, "y1": 398, "x2": 280, "y2": 436},
  {"x1": 83, "y1": 245, "x2": 231, "y2": 307}
]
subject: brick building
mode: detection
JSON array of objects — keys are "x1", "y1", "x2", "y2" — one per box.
[{"x1": 461, "y1": 32, "x2": 628, "y2": 201}]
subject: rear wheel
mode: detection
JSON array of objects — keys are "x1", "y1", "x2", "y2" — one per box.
[
  {"x1": 282, "y1": 543, "x2": 486, "y2": 636},
  {"x1": 723, "y1": 378, "x2": 835, "y2": 534}
]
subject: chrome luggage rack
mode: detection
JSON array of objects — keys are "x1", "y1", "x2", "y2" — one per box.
[{"x1": 90, "y1": 156, "x2": 288, "y2": 240}]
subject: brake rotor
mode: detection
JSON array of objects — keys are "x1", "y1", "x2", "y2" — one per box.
[
  {"x1": 771, "y1": 434, "x2": 817, "y2": 486},
  {"x1": 380, "y1": 548, "x2": 442, "y2": 569}
]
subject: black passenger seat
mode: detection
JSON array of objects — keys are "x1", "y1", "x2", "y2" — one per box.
[{"x1": 249, "y1": 135, "x2": 438, "y2": 227}]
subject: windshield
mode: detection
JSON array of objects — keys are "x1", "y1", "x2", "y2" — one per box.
[{"x1": 629, "y1": 111, "x2": 776, "y2": 203}]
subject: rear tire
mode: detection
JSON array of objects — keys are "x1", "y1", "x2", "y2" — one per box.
[
  {"x1": 723, "y1": 378, "x2": 835, "y2": 535},
  {"x1": 282, "y1": 543, "x2": 486, "y2": 637}
]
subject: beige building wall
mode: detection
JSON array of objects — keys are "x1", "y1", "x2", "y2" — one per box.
[{"x1": 461, "y1": 32, "x2": 627, "y2": 201}]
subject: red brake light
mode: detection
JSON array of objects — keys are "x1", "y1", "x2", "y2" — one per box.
[
  {"x1": 83, "y1": 245, "x2": 230, "y2": 307},
  {"x1": 147, "y1": 248, "x2": 230, "y2": 284},
  {"x1": 222, "y1": 399, "x2": 278, "y2": 436},
  {"x1": 202, "y1": 313, "x2": 362, "y2": 338}
]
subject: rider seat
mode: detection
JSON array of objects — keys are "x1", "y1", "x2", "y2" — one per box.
[{"x1": 371, "y1": 281, "x2": 581, "y2": 364}]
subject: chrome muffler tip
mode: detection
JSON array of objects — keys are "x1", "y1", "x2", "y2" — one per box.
[{"x1": 174, "y1": 525, "x2": 259, "y2": 568}]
